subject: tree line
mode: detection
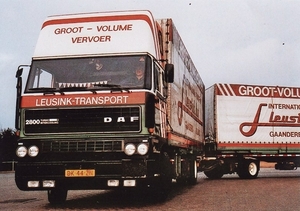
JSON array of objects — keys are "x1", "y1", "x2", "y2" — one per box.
[{"x1": 0, "y1": 128, "x2": 18, "y2": 170}]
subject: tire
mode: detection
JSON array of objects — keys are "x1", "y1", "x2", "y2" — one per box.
[
  {"x1": 204, "y1": 165, "x2": 224, "y2": 179},
  {"x1": 151, "y1": 151, "x2": 172, "y2": 201},
  {"x1": 187, "y1": 159, "x2": 198, "y2": 185},
  {"x1": 238, "y1": 160, "x2": 259, "y2": 179},
  {"x1": 48, "y1": 188, "x2": 68, "y2": 204}
]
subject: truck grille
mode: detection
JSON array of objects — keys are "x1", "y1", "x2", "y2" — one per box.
[
  {"x1": 42, "y1": 140, "x2": 123, "y2": 152},
  {"x1": 24, "y1": 107, "x2": 141, "y2": 134}
]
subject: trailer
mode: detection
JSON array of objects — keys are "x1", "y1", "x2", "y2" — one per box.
[
  {"x1": 15, "y1": 10, "x2": 204, "y2": 204},
  {"x1": 200, "y1": 83, "x2": 300, "y2": 179}
]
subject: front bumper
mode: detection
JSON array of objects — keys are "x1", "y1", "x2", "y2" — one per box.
[{"x1": 15, "y1": 158, "x2": 159, "y2": 191}]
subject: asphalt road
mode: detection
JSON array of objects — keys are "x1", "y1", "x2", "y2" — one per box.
[{"x1": 0, "y1": 168, "x2": 299, "y2": 211}]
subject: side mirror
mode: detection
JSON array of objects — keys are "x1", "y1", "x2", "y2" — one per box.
[
  {"x1": 165, "y1": 63, "x2": 174, "y2": 83},
  {"x1": 15, "y1": 65, "x2": 30, "y2": 130},
  {"x1": 16, "y1": 67, "x2": 23, "y2": 78}
]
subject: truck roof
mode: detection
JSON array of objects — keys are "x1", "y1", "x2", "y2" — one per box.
[{"x1": 33, "y1": 10, "x2": 161, "y2": 59}]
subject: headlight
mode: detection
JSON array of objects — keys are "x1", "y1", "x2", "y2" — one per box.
[
  {"x1": 28, "y1": 145, "x2": 39, "y2": 157},
  {"x1": 124, "y1": 143, "x2": 136, "y2": 156},
  {"x1": 16, "y1": 146, "x2": 27, "y2": 158},
  {"x1": 137, "y1": 143, "x2": 148, "y2": 155}
]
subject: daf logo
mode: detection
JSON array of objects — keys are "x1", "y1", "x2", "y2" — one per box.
[{"x1": 103, "y1": 116, "x2": 139, "y2": 123}]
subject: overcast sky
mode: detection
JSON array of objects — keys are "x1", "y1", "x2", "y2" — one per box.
[{"x1": 1, "y1": 0, "x2": 300, "y2": 129}]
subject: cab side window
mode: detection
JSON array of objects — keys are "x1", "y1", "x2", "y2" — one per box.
[{"x1": 154, "y1": 63, "x2": 166, "y2": 98}]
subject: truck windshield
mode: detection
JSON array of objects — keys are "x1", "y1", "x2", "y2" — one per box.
[{"x1": 25, "y1": 55, "x2": 152, "y2": 93}]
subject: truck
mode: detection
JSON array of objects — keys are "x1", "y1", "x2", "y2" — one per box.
[
  {"x1": 200, "y1": 83, "x2": 300, "y2": 179},
  {"x1": 15, "y1": 10, "x2": 204, "y2": 204}
]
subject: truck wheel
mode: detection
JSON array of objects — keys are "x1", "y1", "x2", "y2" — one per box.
[
  {"x1": 187, "y1": 159, "x2": 198, "y2": 185},
  {"x1": 152, "y1": 151, "x2": 172, "y2": 201},
  {"x1": 48, "y1": 188, "x2": 68, "y2": 204},
  {"x1": 204, "y1": 165, "x2": 224, "y2": 179},
  {"x1": 238, "y1": 160, "x2": 259, "y2": 179}
]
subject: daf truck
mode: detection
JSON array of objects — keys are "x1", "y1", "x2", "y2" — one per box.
[{"x1": 15, "y1": 10, "x2": 204, "y2": 203}]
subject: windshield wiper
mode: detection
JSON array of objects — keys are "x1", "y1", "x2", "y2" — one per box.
[
  {"x1": 59, "y1": 86, "x2": 99, "y2": 94},
  {"x1": 93, "y1": 84, "x2": 120, "y2": 88},
  {"x1": 28, "y1": 87, "x2": 59, "y2": 94},
  {"x1": 59, "y1": 87, "x2": 90, "y2": 91},
  {"x1": 94, "y1": 84, "x2": 130, "y2": 93}
]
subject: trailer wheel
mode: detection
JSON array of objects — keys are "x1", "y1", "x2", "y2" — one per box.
[
  {"x1": 238, "y1": 160, "x2": 259, "y2": 179},
  {"x1": 204, "y1": 165, "x2": 224, "y2": 179},
  {"x1": 48, "y1": 188, "x2": 68, "y2": 204}
]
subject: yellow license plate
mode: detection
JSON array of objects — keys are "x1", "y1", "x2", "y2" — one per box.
[{"x1": 65, "y1": 169, "x2": 95, "y2": 177}]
